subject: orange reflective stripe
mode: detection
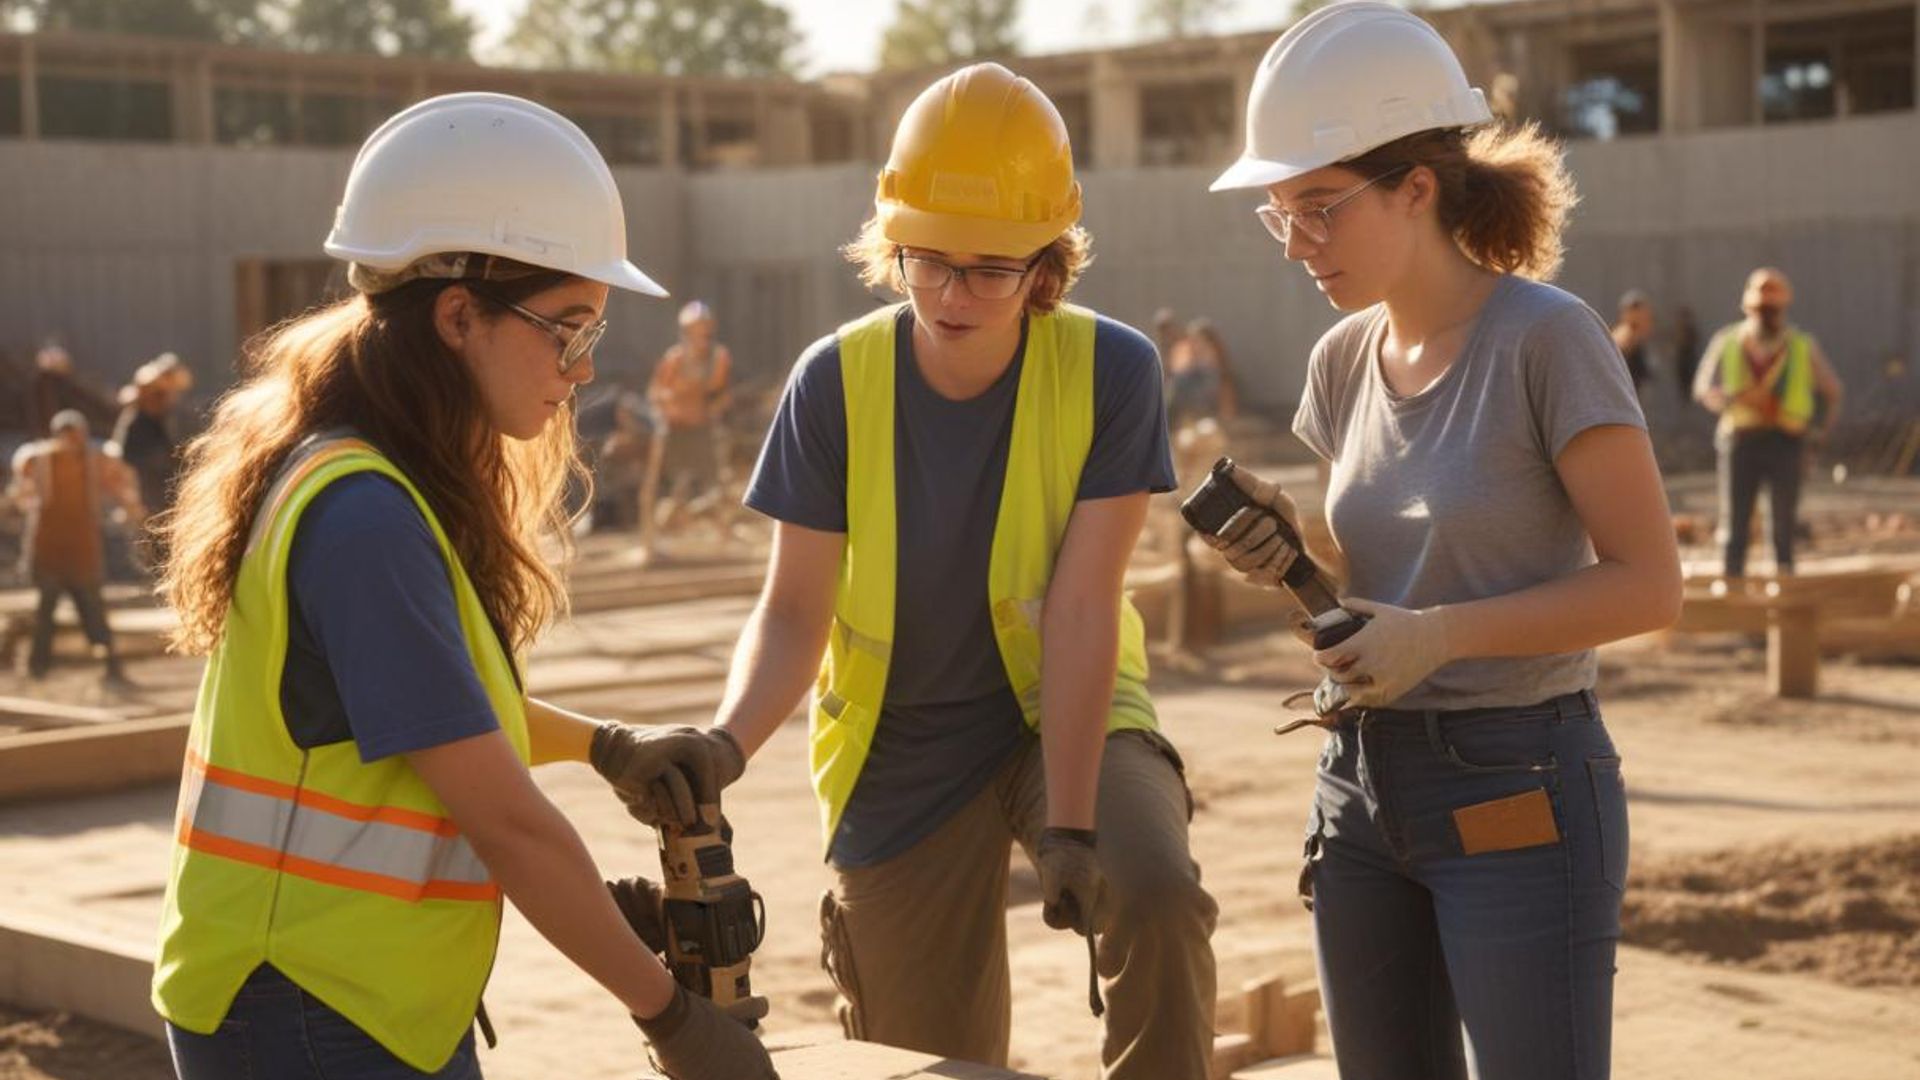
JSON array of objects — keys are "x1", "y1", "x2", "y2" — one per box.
[
  {"x1": 180, "y1": 821, "x2": 500, "y2": 904},
  {"x1": 186, "y1": 750, "x2": 458, "y2": 835},
  {"x1": 179, "y1": 751, "x2": 495, "y2": 903}
]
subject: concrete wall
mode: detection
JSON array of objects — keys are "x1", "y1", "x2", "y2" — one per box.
[{"x1": 5, "y1": 112, "x2": 1918, "y2": 429}]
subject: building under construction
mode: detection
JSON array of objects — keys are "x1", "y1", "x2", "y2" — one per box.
[{"x1": 2, "y1": 0, "x2": 1916, "y2": 436}]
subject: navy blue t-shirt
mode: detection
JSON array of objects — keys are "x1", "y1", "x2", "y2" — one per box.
[
  {"x1": 745, "y1": 308, "x2": 1174, "y2": 868},
  {"x1": 280, "y1": 473, "x2": 502, "y2": 761}
]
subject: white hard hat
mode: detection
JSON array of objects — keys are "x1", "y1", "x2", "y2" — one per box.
[
  {"x1": 324, "y1": 92, "x2": 666, "y2": 297},
  {"x1": 1210, "y1": 2, "x2": 1492, "y2": 192}
]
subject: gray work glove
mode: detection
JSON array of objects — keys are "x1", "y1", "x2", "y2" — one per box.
[
  {"x1": 634, "y1": 984, "x2": 779, "y2": 1080},
  {"x1": 1036, "y1": 827, "x2": 1109, "y2": 936},
  {"x1": 590, "y1": 723, "x2": 746, "y2": 828},
  {"x1": 607, "y1": 876, "x2": 668, "y2": 956},
  {"x1": 1202, "y1": 463, "x2": 1305, "y2": 587}
]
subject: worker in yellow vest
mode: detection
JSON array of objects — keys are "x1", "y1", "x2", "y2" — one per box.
[
  {"x1": 588, "y1": 63, "x2": 1218, "y2": 1077},
  {"x1": 1693, "y1": 267, "x2": 1845, "y2": 576},
  {"x1": 149, "y1": 93, "x2": 776, "y2": 1080}
]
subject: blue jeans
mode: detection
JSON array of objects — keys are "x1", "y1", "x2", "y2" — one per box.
[
  {"x1": 167, "y1": 964, "x2": 483, "y2": 1080},
  {"x1": 1303, "y1": 690, "x2": 1626, "y2": 1080}
]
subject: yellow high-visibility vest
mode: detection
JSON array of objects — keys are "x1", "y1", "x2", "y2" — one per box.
[
  {"x1": 153, "y1": 436, "x2": 529, "y2": 1073},
  {"x1": 809, "y1": 304, "x2": 1157, "y2": 846},
  {"x1": 1718, "y1": 327, "x2": 1815, "y2": 435}
]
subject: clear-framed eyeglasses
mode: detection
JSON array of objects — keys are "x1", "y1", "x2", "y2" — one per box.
[
  {"x1": 1254, "y1": 164, "x2": 1412, "y2": 247},
  {"x1": 896, "y1": 250, "x2": 1043, "y2": 301},
  {"x1": 480, "y1": 291, "x2": 608, "y2": 375}
]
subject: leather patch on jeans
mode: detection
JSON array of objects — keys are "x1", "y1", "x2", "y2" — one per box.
[{"x1": 1452, "y1": 788, "x2": 1560, "y2": 855}]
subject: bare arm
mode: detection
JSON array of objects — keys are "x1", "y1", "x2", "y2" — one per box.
[
  {"x1": 407, "y1": 731, "x2": 676, "y2": 1020},
  {"x1": 712, "y1": 520, "x2": 842, "y2": 758},
  {"x1": 524, "y1": 697, "x2": 598, "y2": 766},
  {"x1": 1438, "y1": 424, "x2": 1683, "y2": 658},
  {"x1": 1040, "y1": 493, "x2": 1148, "y2": 830}
]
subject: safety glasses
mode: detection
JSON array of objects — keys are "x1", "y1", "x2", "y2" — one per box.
[
  {"x1": 896, "y1": 250, "x2": 1043, "y2": 301},
  {"x1": 1255, "y1": 165, "x2": 1411, "y2": 247}
]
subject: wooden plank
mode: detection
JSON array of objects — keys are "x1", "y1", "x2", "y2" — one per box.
[
  {"x1": 1243, "y1": 972, "x2": 1320, "y2": 1060},
  {"x1": 0, "y1": 910, "x2": 161, "y2": 1040},
  {"x1": 1232, "y1": 1053, "x2": 1340, "y2": 1079},
  {"x1": 1768, "y1": 603, "x2": 1821, "y2": 699},
  {"x1": 0, "y1": 695, "x2": 136, "y2": 730},
  {"x1": 0, "y1": 715, "x2": 188, "y2": 804}
]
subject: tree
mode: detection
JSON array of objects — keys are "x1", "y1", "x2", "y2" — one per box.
[
  {"x1": 281, "y1": 0, "x2": 475, "y2": 60},
  {"x1": 507, "y1": 0, "x2": 800, "y2": 77},
  {"x1": 879, "y1": 0, "x2": 1019, "y2": 71},
  {"x1": 1138, "y1": 0, "x2": 1233, "y2": 40},
  {"x1": 10, "y1": 0, "x2": 261, "y2": 41}
]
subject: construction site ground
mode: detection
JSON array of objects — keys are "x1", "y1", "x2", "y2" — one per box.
[{"x1": 3, "y1": 471, "x2": 1919, "y2": 1080}]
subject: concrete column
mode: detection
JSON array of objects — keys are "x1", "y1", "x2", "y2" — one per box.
[
  {"x1": 172, "y1": 58, "x2": 214, "y2": 144},
  {"x1": 658, "y1": 88, "x2": 680, "y2": 168},
  {"x1": 687, "y1": 90, "x2": 708, "y2": 169},
  {"x1": 1088, "y1": 52, "x2": 1138, "y2": 169},
  {"x1": 20, "y1": 37, "x2": 37, "y2": 140}
]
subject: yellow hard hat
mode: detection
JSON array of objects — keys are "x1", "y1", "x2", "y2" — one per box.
[{"x1": 875, "y1": 63, "x2": 1081, "y2": 259}]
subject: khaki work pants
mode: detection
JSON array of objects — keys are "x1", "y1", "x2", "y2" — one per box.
[{"x1": 817, "y1": 730, "x2": 1218, "y2": 1079}]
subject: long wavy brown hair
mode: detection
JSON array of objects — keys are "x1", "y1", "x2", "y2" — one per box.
[{"x1": 158, "y1": 260, "x2": 585, "y2": 657}]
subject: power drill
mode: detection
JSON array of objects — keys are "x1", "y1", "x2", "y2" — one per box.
[
  {"x1": 1180, "y1": 456, "x2": 1369, "y2": 714},
  {"x1": 656, "y1": 803, "x2": 765, "y2": 1021}
]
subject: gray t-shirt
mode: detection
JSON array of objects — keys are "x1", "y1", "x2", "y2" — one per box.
[
  {"x1": 1292, "y1": 275, "x2": 1646, "y2": 710},
  {"x1": 747, "y1": 308, "x2": 1174, "y2": 868}
]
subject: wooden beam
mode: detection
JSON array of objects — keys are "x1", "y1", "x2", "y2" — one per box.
[
  {"x1": 0, "y1": 715, "x2": 188, "y2": 805},
  {"x1": 0, "y1": 911, "x2": 161, "y2": 1040}
]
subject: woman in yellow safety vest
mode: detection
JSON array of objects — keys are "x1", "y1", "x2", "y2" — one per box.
[
  {"x1": 150, "y1": 93, "x2": 776, "y2": 1080},
  {"x1": 1204, "y1": 5, "x2": 1683, "y2": 1080}
]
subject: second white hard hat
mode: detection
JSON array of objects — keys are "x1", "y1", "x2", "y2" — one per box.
[
  {"x1": 325, "y1": 92, "x2": 666, "y2": 297},
  {"x1": 1211, "y1": 2, "x2": 1491, "y2": 192}
]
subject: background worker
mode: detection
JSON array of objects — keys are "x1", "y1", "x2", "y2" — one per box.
[
  {"x1": 1611, "y1": 289, "x2": 1655, "y2": 394},
  {"x1": 113, "y1": 351, "x2": 195, "y2": 524},
  {"x1": 1693, "y1": 267, "x2": 1845, "y2": 577},
  {"x1": 150, "y1": 93, "x2": 775, "y2": 1080},
  {"x1": 637, "y1": 300, "x2": 734, "y2": 562},
  {"x1": 1166, "y1": 317, "x2": 1240, "y2": 428},
  {"x1": 1205, "y1": 5, "x2": 1682, "y2": 1079},
  {"x1": 589, "y1": 62, "x2": 1218, "y2": 1079},
  {"x1": 9, "y1": 408, "x2": 142, "y2": 684}
]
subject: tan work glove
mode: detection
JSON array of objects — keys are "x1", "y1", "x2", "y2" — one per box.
[
  {"x1": 1036, "y1": 827, "x2": 1109, "y2": 936},
  {"x1": 634, "y1": 984, "x2": 779, "y2": 1080},
  {"x1": 1202, "y1": 464, "x2": 1305, "y2": 587},
  {"x1": 590, "y1": 723, "x2": 745, "y2": 828},
  {"x1": 1313, "y1": 599, "x2": 1454, "y2": 709},
  {"x1": 606, "y1": 876, "x2": 668, "y2": 956}
]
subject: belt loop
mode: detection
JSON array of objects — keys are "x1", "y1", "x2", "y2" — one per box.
[
  {"x1": 1552, "y1": 692, "x2": 1574, "y2": 725},
  {"x1": 1580, "y1": 688, "x2": 1599, "y2": 718},
  {"x1": 1422, "y1": 709, "x2": 1444, "y2": 756}
]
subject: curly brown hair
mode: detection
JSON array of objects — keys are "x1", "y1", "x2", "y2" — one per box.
[
  {"x1": 157, "y1": 259, "x2": 585, "y2": 657},
  {"x1": 1341, "y1": 121, "x2": 1577, "y2": 281},
  {"x1": 841, "y1": 215, "x2": 1094, "y2": 315}
]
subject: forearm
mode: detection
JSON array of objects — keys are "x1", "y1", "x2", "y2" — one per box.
[
  {"x1": 712, "y1": 601, "x2": 828, "y2": 758},
  {"x1": 466, "y1": 788, "x2": 676, "y2": 1019},
  {"x1": 1039, "y1": 598, "x2": 1118, "y2": 830},
  {"x1": 524, "y1": 697, "x2": 599, "y2": 766},
  {"x1": 1441, "y1": 557, "x2": 1682, "y2": 661}
]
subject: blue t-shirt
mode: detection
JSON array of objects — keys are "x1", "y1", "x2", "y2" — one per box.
[
  {"x1": 280, "y1": 473, "x2": 502, "y2": 762},
  {"x1": 745, "y1": 308, "x2": 1174, "y2": 868}
]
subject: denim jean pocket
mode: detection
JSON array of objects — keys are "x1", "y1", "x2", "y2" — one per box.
[
  {"x1": 1587, "y1": 755, "x2": 1629, "y2": 892},
  {"x1": 1427, "y1": 714, "x2": 1559, "y2": 775}
]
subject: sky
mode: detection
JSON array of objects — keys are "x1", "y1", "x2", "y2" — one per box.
[{"x1": 451, "y1": 0, "x2": 1291, "y2": 75}]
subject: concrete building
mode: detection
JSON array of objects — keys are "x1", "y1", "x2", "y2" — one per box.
[{"x1": 3, "y1": 0, "x2": 1917, "y2": 445}]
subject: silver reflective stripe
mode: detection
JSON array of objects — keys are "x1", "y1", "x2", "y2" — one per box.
[
  {"x1": 283, "y1": 808, "x2": 491, "y2": 886},
  {"x1": 1017, "y1": 684, "x2": 1043, "y2": 716},
  {"x1": 189, "y1": 776, "x2": 295, "y2": 851},
  {"x1": 836, "y1": 618, "x2": 891, "y2": 662},
  {"x1": 188, "y1": 774, "x2": 489, "y2": 889}
]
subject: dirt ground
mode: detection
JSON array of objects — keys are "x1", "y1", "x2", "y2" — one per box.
[{"x1": 3, "y1": 475, "x2": 1919, "y2": 1080}]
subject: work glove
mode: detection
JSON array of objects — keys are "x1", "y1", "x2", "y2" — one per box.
[
  {"x1": 1312, "y1": 599, "x2": 1454, "y2": 709},
  {"x1": 590, "y1": 723, "x2": 746, "y2": 828},
  {"x1": 1036, "y1": 827, "x2": 1109, "y2": 936},
  {"x1": 634, "y1": 984, "x2": 779, "y2": 1080},
  {"x1": 606, "y1": 876, "x2": 668, "y2": 957},
  {"x1": 1202, "y1": 464, "x2": 1305, "y2": 587}
]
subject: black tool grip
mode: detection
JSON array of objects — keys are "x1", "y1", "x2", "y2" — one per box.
[
  {"x1": 1180, "y1": 457, "x2": 1322, "y2": 592},
  {"x1": 1310, "y1": 613, "x2": 1369, "y2": 650}
]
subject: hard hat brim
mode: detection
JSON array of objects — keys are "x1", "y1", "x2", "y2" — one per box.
[
  {"x1": 879, "y1": 201, "x2": 1075, "y2": 261},
  {"x1": 585, "y1": 259, "x2": 670, "y2": 299},
  {"x1": 1209, "y1": 155, "x2": 1318, "y2": 193}
]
